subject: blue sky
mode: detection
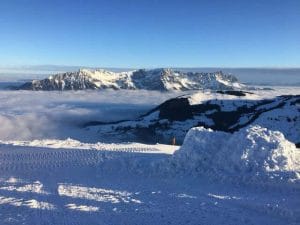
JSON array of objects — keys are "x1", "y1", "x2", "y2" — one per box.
[{"x1": 0, "y1": 0, "x2": 299, "y2": 68}]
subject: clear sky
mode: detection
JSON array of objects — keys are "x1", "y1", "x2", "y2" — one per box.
[{"x1": 0, "y1": 0, "x2": 299, "y2": 68}]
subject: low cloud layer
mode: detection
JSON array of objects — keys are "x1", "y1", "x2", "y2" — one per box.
[{"x1": 0, "y1": 90, "x2": 179, "y2": 142}]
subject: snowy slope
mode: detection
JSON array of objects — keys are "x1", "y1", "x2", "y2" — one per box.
[
  {"x1": 0, "y1": 135, "x2": 300, "y2": 224},
  {"x1": 18, "y1": 68, "x2": 245, "y2": 91},
  {"x1": 86, "y1": 91, "x2": 300, "y2": 146}
]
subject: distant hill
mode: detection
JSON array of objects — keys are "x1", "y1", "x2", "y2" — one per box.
[{"x1": 85, "y1": 91, "x2": 300, "y2": 146}]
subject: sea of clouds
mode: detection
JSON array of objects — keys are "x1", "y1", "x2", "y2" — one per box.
[{"x1": 0, "y1": 90, "x2": 179, "y2": 142}]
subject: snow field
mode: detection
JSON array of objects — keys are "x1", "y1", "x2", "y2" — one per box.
[{"x1": 0, "y1": 127, "x2": 299, "y2": 224}]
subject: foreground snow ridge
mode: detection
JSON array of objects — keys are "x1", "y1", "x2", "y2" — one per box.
[{"x1": 173, "y1": 125, "x2": 300, "y2": 184}]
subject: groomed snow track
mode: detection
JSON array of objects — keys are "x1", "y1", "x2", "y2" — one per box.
[
  {"x1": 0, "y1": 141, "x2": 299, "y2": 225},
  {"x1": 0, "y1": 144, "x2": 161, "y2": 172}
]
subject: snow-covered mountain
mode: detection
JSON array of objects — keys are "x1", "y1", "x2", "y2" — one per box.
[
  {"x1": 85, "y1": 91, "x2": 300, "y2": 147},
  {"x1": 18, "y1": 68, "x2": 245, "y2": 91}
]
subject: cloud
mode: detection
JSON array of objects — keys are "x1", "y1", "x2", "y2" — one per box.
[{"x1": 0, "y1": 90, "x2": 179, "y2": 142}]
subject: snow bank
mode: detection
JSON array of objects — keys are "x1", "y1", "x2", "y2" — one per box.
[{"x1": 171, "y1": 125, "x2": 300, "y2": 184}]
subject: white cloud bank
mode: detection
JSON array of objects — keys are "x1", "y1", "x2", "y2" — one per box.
[{"x1": 0, "y1": 90, "x2": 178, "y2": 142}]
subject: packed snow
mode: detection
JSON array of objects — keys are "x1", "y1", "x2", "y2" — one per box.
[
  {"x1": 0, "y1": 125, "x2": 300, "y2": 224},
  {"x1": 171, "y1": 125, "x2": 300, "y2": 185}
]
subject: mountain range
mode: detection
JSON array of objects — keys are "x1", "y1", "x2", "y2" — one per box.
[{"x1": 19, "y1": 68, "x2": 245, "y2": 91}]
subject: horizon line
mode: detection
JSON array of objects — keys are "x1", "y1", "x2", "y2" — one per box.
[{"x1": 1, "y1": 64, "x2": 300, "y2": 70}]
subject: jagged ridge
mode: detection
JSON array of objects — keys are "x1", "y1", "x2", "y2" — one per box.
[{"x1": 19, "y1": 68, "x2": 245, "y2": 91}]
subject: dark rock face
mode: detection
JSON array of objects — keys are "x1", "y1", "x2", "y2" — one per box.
[
  {"x1": 206, "y1": 99, "x2": 286, "y2": 132},
  {"x1": 131, "y1": 69, "x2": 166, "y2": 90},
  {"x1": 158, "y1": 98, "x2": 193, "y2": 121},
  {"x1": 154, "y1": 96, "x2": 293, "y2": 133},
  {"x1": 19, "y1": 72, "x2": 98, "y2": 91},
  {"x1": 216, "y1": 90, "x2": 253, "y2": 96}
]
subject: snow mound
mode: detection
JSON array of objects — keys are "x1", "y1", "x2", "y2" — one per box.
[{"x1": 172, "y1": 125, "x2": 300, "y2": 184}]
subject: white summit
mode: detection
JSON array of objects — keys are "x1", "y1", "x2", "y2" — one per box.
[{"x1": 19, "y1": 68, "x2": 245, "y2": 91}]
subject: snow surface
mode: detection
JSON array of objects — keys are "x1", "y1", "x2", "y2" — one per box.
[
  {"x1": 188, "y1": 91, "x2": 258, "y2": 105},
  {"x1": 188, "y1": 87, "x2": 300, "y2": 105},
  {"x1": 171, "y1": 125, "x2": 300, "y2": 185},
  {"x1": 0, "y1": 125, "x2": 300, "y2": 224},
  {"x1": 0, "y1": 139, "x2": 178, "y2": 155}
]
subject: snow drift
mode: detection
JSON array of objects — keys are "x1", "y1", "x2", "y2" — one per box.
[{"x1": 171, "y1": 125, "x2": 300, "y2": 184}]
